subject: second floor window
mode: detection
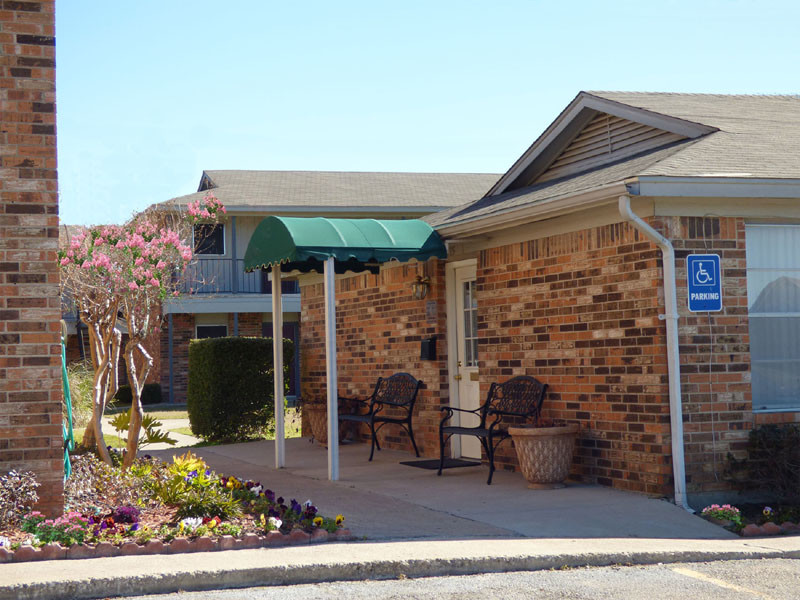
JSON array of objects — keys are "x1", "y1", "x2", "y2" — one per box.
[{"x1": 194, "y1": 224, "x2": 225, "y2": 255}]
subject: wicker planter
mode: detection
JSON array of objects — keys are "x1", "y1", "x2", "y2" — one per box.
[
  {"x1": 508, "y1": 423, "x2": 579, "y2": 489},
  {"x1": 304, "y1": 404, "x2": 349, "y2": 446}
]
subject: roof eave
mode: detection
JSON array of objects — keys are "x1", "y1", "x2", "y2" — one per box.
[{"x1": 435, "y1": 181, "x2": 633, "y2": 239}]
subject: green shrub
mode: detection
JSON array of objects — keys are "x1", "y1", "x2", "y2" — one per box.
[
  {"x1": 113, "y1": 383, "x2": 163, "y2": 406},
  {"x1": 187, "y1": 337, "x2": 293, "y2": 441},
  {"x1": 726, "y1": 424, "x2": 800, "y2": 502}
]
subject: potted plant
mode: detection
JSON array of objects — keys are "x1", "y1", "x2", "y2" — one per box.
[
  {"x1": 301, "y1": 397, "x2": 354, "y2": 447},
  {"x1": 508, "y1": 418, "x2": 579, "y2": 489}
]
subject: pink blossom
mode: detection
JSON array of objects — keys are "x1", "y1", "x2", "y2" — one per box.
[
  {"x1": 128, "y1": 282, "x2": 139, "y2": 290},
  {"x1": 60, "y1": 257, "x2": 71, "y2": 266}
]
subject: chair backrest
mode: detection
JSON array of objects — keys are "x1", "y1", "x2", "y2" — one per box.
[
  {"x1": 482, "y1": 375, "x2": 547, "y2": 424},
  {"x1": 371, "y1": 372, "x2": 422, "y2": 408}
]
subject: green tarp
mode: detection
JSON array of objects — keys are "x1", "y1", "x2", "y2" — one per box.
[{"x1": 244, "y1": 216, "x2": 446, "y2": 274}]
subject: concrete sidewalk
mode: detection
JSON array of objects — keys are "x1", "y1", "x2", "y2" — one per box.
[
  {"x1": 3, "y1": 536, "x2": 800, "y2": 600},
  {"x1": 150, "y1": 438, "x2": 733, "y2": 540}
]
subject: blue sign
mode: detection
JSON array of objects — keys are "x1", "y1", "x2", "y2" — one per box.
[{"x1": 686, "y1": 254, "x2": 722, "y2": 312}]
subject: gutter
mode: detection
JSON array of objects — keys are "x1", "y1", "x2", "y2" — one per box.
[{"x1": 617, "y1": 195, "x2": 690, "y2": 511}]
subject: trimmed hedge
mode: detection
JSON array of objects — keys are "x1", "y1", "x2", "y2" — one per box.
[
  {"x1": 187, "y1": 336, "x2": 294, "y2": 441},
  {"x1": 113, "y1": 383, "x2": 163, "y2": 406}
]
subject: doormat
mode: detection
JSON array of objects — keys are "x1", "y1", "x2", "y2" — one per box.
[{"x1": 399, "y1": 458, "x2": 481, "y2": 470}]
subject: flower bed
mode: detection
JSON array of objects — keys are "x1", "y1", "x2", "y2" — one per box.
[
  {"x1": 700, "y1": 503, "x2": 800, "y2": 537},
  {"x1": 0, "y1": 451, "x2": 350, "y2": 563}
]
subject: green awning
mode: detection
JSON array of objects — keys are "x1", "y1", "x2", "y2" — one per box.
[{"x1": 244, "y1": 216, "x2": 447, "y2": 274}]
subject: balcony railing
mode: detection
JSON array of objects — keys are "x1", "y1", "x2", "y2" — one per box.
[{"x1": 179, "y1": 259, "x2": 300, "y2": 295}]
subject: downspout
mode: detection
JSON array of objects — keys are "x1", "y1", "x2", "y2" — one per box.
[{"x1": 618, "y1": 195, "x2": 690, "y2": 511}]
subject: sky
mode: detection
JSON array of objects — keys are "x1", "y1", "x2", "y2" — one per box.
[{"x1": 56, "y1": 0, "x2": 800, "y2": 225}]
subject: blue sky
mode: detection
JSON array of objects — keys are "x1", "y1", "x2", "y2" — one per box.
[{"x1": 56, "y1": 1, "x2": 799, "y2": 225}]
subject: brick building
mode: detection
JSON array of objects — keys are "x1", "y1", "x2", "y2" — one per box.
[
  {"x1": 0, "y1": 0, "x2": 63, "y2": 515},
  {"x1": 298, "y1": 92, "x2": 800, "y2": 507}
]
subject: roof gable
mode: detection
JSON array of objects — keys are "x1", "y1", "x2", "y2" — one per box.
[{"x1": 490, "y1": 91, "x2": 717, "y2": 195}]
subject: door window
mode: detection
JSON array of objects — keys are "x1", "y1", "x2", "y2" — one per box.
[{"x1": 462, "y1": 280, "x2": 478, "y2": 367}]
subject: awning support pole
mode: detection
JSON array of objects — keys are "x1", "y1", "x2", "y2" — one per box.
[
  {"x1": 324, "y1": 256, "x2": 339, "y2": 480},
  {"x1": 271, "y1": 265, "x2": 285, "y2": 468}
]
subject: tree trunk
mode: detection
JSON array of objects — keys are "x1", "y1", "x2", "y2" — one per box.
[{"x1": 123, "y1": 338, "x2": 153, "y2": 469}]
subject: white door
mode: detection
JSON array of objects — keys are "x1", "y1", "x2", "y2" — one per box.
[{"x1": 453, "y1": 264, "x2": 481, "y2": 458}]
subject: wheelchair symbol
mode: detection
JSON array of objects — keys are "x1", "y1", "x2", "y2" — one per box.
[{"x1": 692, "y1": 261, "x2": 715, "y2": 286}]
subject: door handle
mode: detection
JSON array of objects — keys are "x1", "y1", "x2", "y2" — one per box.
[{"x1": 454, "y1": 374, "x2": 462, "y2": 381}]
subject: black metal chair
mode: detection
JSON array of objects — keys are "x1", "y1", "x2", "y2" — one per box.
[
  {"x1": 339, "y1": 373, "x2": 422, "y2": 461},
  {"x1": 438, "y1": 375, "x2": 547, "y2": 484}
]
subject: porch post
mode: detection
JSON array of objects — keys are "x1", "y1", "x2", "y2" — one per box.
[
  {"x1": 271, "y1": 265, "x2": 285, "y2": 468},
  {"x1": 323, "y1": 256, "x2": 339, "y2": 480}
]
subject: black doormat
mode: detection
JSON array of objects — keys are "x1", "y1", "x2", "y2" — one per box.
[{"x1": 399, "y1": 458, "x2": 481, "y2": 470}]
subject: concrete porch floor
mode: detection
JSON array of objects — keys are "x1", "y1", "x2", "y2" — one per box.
[{"x1": 151, "y1": 438, "x2": 734, "y2": 541}]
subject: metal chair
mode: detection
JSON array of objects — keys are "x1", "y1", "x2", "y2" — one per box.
[
  {"x1": 438, "y1": 375, "x2": 547, "y2": 484},
  {"x1": 339, "y1": 373, "x2": 422, "y2": 461}
]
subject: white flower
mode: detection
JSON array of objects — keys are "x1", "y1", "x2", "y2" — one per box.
[
  {"x1": 303, "y1": 499, "x2": 312, "y2": 508},
  {"x1": 0, "y1": 536, "x2": 8, "y2": 547},
  {"x1": 268, "y1": 517, "x2": 282, "y2": 530},
  {"x1": 251, "y1": 485, "x2": 263, "y2": 495},
  {"x1": 180, "y1": 517, "x2": 202, "y2": 530}
]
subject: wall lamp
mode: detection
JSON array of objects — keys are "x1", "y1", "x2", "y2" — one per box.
[{"x1": 411, "y1": 274, "x2": 430, "y2": 300}]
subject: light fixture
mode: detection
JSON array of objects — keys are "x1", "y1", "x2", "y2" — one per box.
[{"x1": 411, "y1": 274, "x2": 430, "y2": 300}]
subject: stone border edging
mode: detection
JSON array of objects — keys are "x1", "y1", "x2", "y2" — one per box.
[
  {"x1": 0, "y1": 529, "x2": 353, "y2": 564},
  {"x1": 2, "y1": 542, "x2": 800, "y2": 600}
]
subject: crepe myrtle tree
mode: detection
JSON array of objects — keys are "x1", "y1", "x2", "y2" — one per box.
[{"x1": 59, "y1": 194, "x2": 226, "y2": 467}]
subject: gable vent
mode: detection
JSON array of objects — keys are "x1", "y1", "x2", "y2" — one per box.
[{"x1": 536, "y1": 112, "x2": 686, "y2": 183}]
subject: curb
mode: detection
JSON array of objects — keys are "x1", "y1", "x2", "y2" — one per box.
[{"x1": 3, "y1": 542, "x2": 800, "y2": 600}]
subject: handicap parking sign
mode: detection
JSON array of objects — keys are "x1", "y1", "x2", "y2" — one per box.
[{"x1": 686, "y1": 254, "x2": 722, "y2": 312}]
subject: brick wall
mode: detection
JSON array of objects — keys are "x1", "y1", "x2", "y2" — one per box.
[
  {"x1": 295, "y1": 217, "x2": 783, "y2": 497},
  {"x1": 478, "y1": 222, "x2": 673, "y2": 495},
  {"x1": 0, "y1": 0, "x2": 63, "y2": 515},
  {"x1": 300, "y1": 259, "x2": 448, "y2": 456},
  {"x1": 667, "y1": 216, "x2": 753, "y2": 495},
  {"x1": 161, "y1": 314, "x2": 193, "y2": 403}
]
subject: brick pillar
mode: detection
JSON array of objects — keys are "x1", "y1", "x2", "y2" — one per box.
[{"x1": 0, "y1": 0, "x2": 63, "y2": 515}]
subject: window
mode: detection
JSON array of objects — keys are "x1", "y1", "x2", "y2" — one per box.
[
  {"x1": 195, "y1": 324, "x2": 228, "y2": 339},
  {"x1": 746, "y1": 224, "x2": 800, "y2": 411},
  {"x1": 193, "y1": 224, "x2": 225, "y2": 255}
]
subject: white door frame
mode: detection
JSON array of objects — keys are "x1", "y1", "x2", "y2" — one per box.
[{"x1": 445, "y1": 258, "x2": 478, "y2": 458}]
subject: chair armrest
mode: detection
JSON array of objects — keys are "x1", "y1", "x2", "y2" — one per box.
[
  {"x1": 446, "y1": 405, "x2": 482, "y2": 414},
  {"x1": 439, "y1": 404, "x2": 482, "y2": 428}
]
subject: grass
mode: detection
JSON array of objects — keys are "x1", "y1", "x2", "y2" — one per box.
[
  {"x1": 145, "y1": 410, "x2": 189, "y2": 421},
  {"x1": 72, "y1": 427, "x2": 127, "y2": 449},
  {"x1": 169, "y1": 426, "x2": 194, "y2": 436}
]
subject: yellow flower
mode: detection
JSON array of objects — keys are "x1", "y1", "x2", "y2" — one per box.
[
  {"x1": 259, "y1": 514, "x2": 266, "y2": 527},
  {"x1": 335, "y1": 514, "x2": 345, "y2": 526},
  {"x1": 313, "y1": 517, "x2": 323, "y2": 527}
]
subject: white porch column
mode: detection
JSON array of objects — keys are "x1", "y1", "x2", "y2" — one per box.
[
  {"x1": 323, "y1": 256, "x2": 339, "y2": 480},
  {"x1": 271, "y1": 265, "x2": 285, "y2": 468}
]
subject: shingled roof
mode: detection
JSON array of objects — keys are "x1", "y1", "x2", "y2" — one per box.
[
  {"x1": 428, "y1": 92, "x2": 800, "y2": 229},
  {"x1": 160, "y1": 170, "x2": 500, "y2": 214}
]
